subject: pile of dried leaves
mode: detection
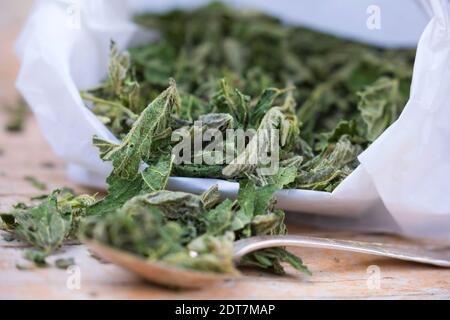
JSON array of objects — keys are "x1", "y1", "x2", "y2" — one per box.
[{"x1": 1, "y1": 3, "x2": 414, "y2": 278}]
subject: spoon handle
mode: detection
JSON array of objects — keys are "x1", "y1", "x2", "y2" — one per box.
[{"x1": 233, "y1": 235, "x2": 450, "y2": 267}]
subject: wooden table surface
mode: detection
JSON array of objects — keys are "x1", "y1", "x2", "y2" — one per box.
[{"x1": 1, "y1": 1, "x2": 450, "y2": 300}]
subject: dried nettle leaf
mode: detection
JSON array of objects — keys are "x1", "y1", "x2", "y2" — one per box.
[
  {"x1": 82, "y1": 189, "x2": 238, "y2": 274},
  {"x1": 24, "y1": 175, "x2": 47, "y2": 191},
  {"x1": 233, "y1": 179, "x2": 310, "y2": 274},
  {"x1": 222, "y1": 105, "x2": 294, "y2": 178},
  {"x1": 71, "y1": 3, "x2": 414, "y2": 279},
  {"x1": 1, "y1": 190, "x2": 94, "y2": 266},
  {"x1": 141, "y1": 154, "x2": 174, "y2": 192},
  {"x1": 0, "y1": 3, "x2": 413, "y2": 281},
  {"x1": 86, "y1": 174, "x2": 145, "y2": 217},
  {"x1": 357, "y1": 77, "x2": 404, "y2": 142},
  {"x1": 55, "y1": 257, "x2": 76, "y2": 269},
  {"x1": 93, "y1": 79, "x2": 180, "y2": 179},
  {"x1": 13, "y1": 193, "x2": 69, "y2": 254},
  {"x1": 4, "y1": 99, "x2": 28, "y2": 133}
]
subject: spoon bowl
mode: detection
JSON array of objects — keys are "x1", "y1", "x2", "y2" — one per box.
[
  {"x1": 86, "y1": 240, "x2": 234, "y2": 289},
  {"x1": 85, "y1": 235, "x2": 450, "y2": 289}
]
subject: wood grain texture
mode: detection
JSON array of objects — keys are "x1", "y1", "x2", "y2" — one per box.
[{"x1": 1, "y1": 1, "x2": 450, "y2": 300}]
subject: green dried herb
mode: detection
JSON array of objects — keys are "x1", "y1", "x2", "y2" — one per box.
[
  {"x1": 357, "y1": 77, "x2": 404, "y2": 141},
  {"x1": 6, "y1": 3, "x2": 414, "y2": 280},
  {"x1": 83, "y1": 196, "x2": 238, "y2": 274},
  {"x1": 76, "y1": 3, "x2": 414, "y2": 277},
  {"x1": 23, "y1": 249, "x2": 48, "y2": 267},
  {"x1": 4, "y1": 99, "x2": 28, "y2": 133},
  {"x1": 0, "y1": 190, "x2": 95, "y2": 267},
  {"x1": 14, "y1": 193, "x2": 68, "y2": 253},
  {"x1": 93, "y1": 79, "x2": 180, "y2": 179},
  {"x1": 84, "y1": 2, "x2": 412, "y2": 192},
  {"x1": 1, "y1": 232, "x2": 15, "y2": 242},
  {"x1": 82, "y1": 182, "x2": 310, "y2": 275},
  {"x1": 24, "y1": 175, "x2": 47, "y2": 191},
  {"x1": 55, "y1": 257, "x2": 75, "y2": 269},
  {"x1": 83, "y1": 80, "x2": 310, "y2": 275}
]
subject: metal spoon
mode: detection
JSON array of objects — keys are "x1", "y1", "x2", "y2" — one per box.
[{"x1": 84, "y1": 235, "x2": 450, "y2": 289}]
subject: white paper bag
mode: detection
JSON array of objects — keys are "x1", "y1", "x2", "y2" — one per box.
[{"x1": 15, "y1": 0, "x2": 450, "y2": 239}]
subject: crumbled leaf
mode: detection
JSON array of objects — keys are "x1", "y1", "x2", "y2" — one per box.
[
  {"x1": 86, "y1": 174, "x2": 144, "y2": 216},
  {"x1": 13, "y1": 193, "x2": 68, "y2": 254},
  {"x1": 30, "y1": 194, "x2": 49, "y2": 201},
  {"x1": 141, "y1": 154, "x2": 174, "y2": 192},
  {"x1": 222, "y1": 106, "x2": 294, "y2": 178},
  {"x1": 357, "y1": 77, "x2": 404, "y2": 141},
  {"x1": 125, "y1": 191, "x2": 203, "y2": 219},
  {"x1": 23, "y1": 249, "x2": 48, "y2": 268},
  {"x1": 4, "y1": 99, "x2": 28, "y2": 132},
  {"x1": 24, "y1": 176, "x2": 47, "y2": 191},
  {"x1": 1, "y1": 232, "x2": 15, "y2": 242},
  {"x1": 55, "y1": 257, "x2": 75, "y2": 269},
  {"x1": 94, "y1": 80, "x2": 180, "y2": 179},
  {"x1": 3, "y1": 190, "x2": 93, "y2": 267},
  {"x1": 0, "y1": 213, "x2": 16, "y2": 230},
  {"x1": 200, "y1": 185, "x2": 221, "y2": 210}
]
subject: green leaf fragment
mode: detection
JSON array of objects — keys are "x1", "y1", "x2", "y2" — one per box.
[
  {"x1": 23, "y1": 249, "x2": 48, "y2": 268},
  {"x1": 357, "y1": 77, "x2": 403, "y2": 142},
  {"x1": 200, "y1": 185, "x2": 221, "y2": 210},
  {"x1": 86, "y1": 175, "x2": 144, "y2": 216},
  {"x1": 55, "y1": 257, "x2": 76, "y2": 269},
  {"x1": 14, "y1": 193, "x2": 68, "y2": 254},
  {"x1": 24, "y1": 176, "x2": 47, "y2": 191},
  {"x1": 95, "y1": 79, "x2": 180, "y2": 179},
  {"x1": 141, "y1": 154, "x2": 174, "y2": 192}
]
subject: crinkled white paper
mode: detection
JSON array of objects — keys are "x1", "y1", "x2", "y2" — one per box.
[{"x1": 15, "y1": 0, "x2": 450, "y2": 239}]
